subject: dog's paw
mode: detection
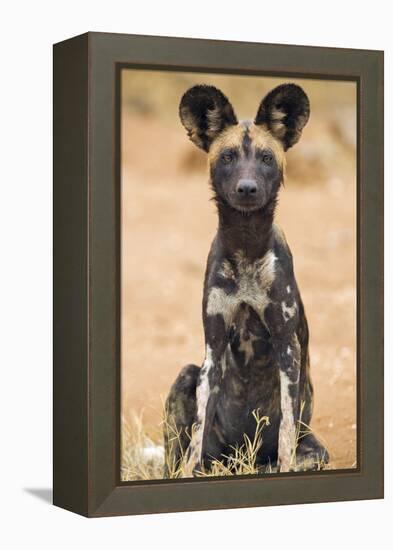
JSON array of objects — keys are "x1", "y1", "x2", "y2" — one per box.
[{"x1": 182, "y1": 459, "x2": 201, "y2": 478}]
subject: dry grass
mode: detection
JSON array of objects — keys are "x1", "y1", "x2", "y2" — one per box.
[
  {"x1": 121, "y1": 413, "x2": 165, "y2": 481},
  {"x1": 121, "y1": 402, "x2": 329, "y2": 482},
  {"x1": 195, "y1": 411, "x2": 271, "y2": 477}
]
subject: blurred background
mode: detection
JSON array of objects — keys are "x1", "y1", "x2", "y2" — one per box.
[{"x1": 121, "y1": 69, "x2": 356, "y2": 477}]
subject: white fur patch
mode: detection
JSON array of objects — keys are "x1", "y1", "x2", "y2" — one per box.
[
  {"x1": 278, "y1": 334, "x2": 301, "y2": 472},
  {"x1": 278, "y1": 370, "x2": 296, "y2": 472},
  {"x1": 218, "y1": 259, "x2": 236, "y2": 280},
  {"x1": 270, "y1": 107, "x2": 287, "y2": 138},
  {"x1": 281, "y1": 300, "x2": 297, "y2": 322},
  {"x1": 286, "y1": 285, "x2": 291, "y2": 294},
  {"x1": 185, "y1": 345, "x2": 213, "y2": 473},
  {"x1": 271, "y1": 107, "x2": 286, "y2": 122},
  {"x1": 140, "y1": 445, "x2": 164, "y2": 461},
  {"x1": 206, "y1": 286, "x2": 238, "y2": 327},
  {"x1": 206, "y1": 250, "x2": 277, "y2": 328},
  {"x1": 206, "y1": 106, "x2": 223, "y2": 137}
]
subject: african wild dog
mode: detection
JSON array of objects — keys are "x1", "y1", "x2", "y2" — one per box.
[{"x1": 164, "y1": 83, "x2": 329, "y2": 476}]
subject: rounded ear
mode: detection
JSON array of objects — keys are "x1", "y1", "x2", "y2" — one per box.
[
  {"x1": 179, "y1": 85, "x2": 238, "y2": 151},
  {"x1": 254, "y1": 83, "x2": 310, "y2": 150}
]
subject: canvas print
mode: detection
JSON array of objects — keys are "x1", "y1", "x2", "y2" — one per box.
[{"x1": 120, "y1": 69, "x2": 356, "y2": 481}]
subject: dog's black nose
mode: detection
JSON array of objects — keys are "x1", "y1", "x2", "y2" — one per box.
[{"x1": 236, "y1": 179, "x2": 257, "y2": 196}]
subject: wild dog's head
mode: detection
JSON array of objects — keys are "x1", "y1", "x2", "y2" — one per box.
[{"x1": 179, "y1": 83, "x2": 309, "y2": 213}]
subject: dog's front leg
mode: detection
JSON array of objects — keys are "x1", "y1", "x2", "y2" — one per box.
[
  {"x1": 275, "y1": 334, "x2": 301, "y2": 472},
  {"x1": 184, "y1": 312, "x2": 229, "y2": 476}
]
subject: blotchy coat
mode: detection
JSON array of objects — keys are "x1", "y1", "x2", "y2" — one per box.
[{"x1": 164, "y1": 84, "x2": 329, "y2": 476}]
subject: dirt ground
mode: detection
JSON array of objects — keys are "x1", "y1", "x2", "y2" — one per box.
[{"x1": 121, "y1": 72, "x2": 357, "y2": 473}]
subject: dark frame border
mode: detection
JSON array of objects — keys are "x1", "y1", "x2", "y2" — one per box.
[
  {"x1": 53, "y1": 32, "x2": 384, "y2": 517},
  {"x1": 115, "y1": 65, "x2": 361, "y2": 486}
]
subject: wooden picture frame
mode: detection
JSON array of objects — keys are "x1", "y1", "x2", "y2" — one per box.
[{"x1": 53, "y1": 32, "x2": 384, "y2": 517}]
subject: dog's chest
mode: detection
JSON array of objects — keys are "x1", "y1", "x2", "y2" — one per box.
[
  {"x1": 207, "y1": 250, "x2": 277, "y2": 326},
  {"x1": 237, "y1": 253, "x2": 275, "y2": 307}
]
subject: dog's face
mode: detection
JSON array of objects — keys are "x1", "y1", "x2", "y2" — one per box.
[{"x1": 179, "y1": 84, "x2": 310, "y2": 213}]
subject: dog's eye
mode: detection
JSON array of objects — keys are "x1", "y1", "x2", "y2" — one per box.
[
  {"x1": 262, "y1": 153, "x2": 273, "y2": 165},
  {"x1": 221, "y1": 153, "x2": 233, "y2": 164}
]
